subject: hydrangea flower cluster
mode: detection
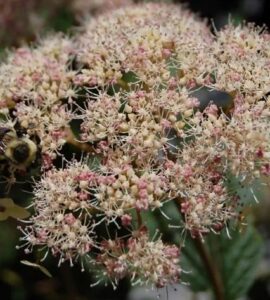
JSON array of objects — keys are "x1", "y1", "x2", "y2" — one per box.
[
  {"x1": 0, "y1": 35, "x2": 76, "y2": 160},
  {"x1": 75, "y1": 3, "x2": 211, "y2": 87},
  {"x1": 1, "y1": 2, "x2": 270, "y2": 289},
  {"x1": 18, "y1": 161, "x2": 97, "y2": 265},
  {"x1": 97, "y1": 227, "x2": 181, "y2": 288}
]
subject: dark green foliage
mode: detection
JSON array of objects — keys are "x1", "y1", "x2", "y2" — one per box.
[{"x1": 181, "y1": 223, "x2": 263, "y2": 300}]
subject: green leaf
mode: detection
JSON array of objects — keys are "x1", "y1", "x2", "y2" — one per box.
[
  {"x1": 121, "y1": 71, "x2": 139, "y2": 84},
  {"x1": 181, "y1": 224, "x2": 263, "y2": 300},
  {"x1": 86, "y1": 155, "x2": 101, "y2": 171},
  {"x1": 181, "y1": 238, "x2": 210, "y2": 291},
  {"x1": 0, "y1": 269, "x2": 23, "y2": 286},
  {"x1": 225, "y1": 173, "x2": 261, "y2": 206},
  {"x1": 217, "y1": 225, "x2": 263, "y2": 300},
  {"x1": 0, "y1": 198, "x2": 30, "y2": 221},
  {"x1": 44, "y1": 8, "x2": 74, "y2": 33},
  {"x1": 0, "y1": 222, "x2": 18, "y2": 265}
]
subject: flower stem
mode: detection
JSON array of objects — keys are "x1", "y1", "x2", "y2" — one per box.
[
  {"x1": 175, "y1": 198, "x2": 224, "y2": 300},
  {"x1": 136, "y1": 209, "x2": 143, "y2": 228},
  {"x1": 193, "y1": 237, "x2": 225, "y2": 300}
]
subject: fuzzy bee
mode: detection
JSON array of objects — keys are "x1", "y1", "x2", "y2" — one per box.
[{"x1": 0, "y1": 127, "x2": 37, "y2": 169}]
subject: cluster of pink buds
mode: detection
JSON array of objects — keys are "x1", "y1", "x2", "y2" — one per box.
[{"x1": 97, "y1": 228, "x2": 181, "y2": 288}]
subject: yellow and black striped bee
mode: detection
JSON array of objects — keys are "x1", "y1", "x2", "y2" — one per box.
[{"x1": 0, "y1": 127, "x2": 37, "y2": 169}]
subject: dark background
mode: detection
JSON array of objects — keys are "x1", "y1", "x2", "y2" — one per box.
[{"x1": 178, "y1": 0, "x2": 270, "y2": 28}]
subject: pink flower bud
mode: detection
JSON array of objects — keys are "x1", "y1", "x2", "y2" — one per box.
[{"x1": 121, "y1": 214, "x2": 132, "y2": 227}]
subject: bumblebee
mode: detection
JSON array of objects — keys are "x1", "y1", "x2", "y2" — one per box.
[{"x1": 0, "y1": 127, "x2": 37, "y2": 169}]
